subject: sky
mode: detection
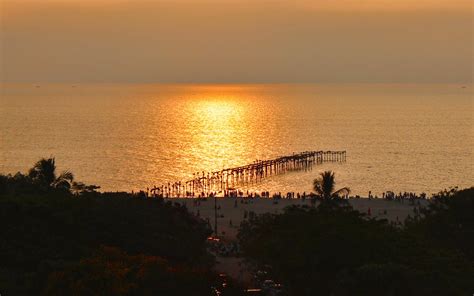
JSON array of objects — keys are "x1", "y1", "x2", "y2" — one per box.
[{"x1": 0, "y1": 0, "x2": 472, "y2": 83}]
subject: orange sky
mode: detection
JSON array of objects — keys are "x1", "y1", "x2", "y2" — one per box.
[
  {"x1": 3, "y1": 0, "x2": 471, "y2": 10},
  {"x1": 1, "y1": 0, "x2": 472, "y2": 83}
]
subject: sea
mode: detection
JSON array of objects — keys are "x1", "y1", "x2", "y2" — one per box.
[{"x1": 1, "y1": 83, "x2": 472, "y2": 196}]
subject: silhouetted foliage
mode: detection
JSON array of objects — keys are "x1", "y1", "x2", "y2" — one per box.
[
  {"x1": 313, "y1": 170, "x2": 350, "y2": 200},
  {"x1": 238, "y1": 189, "x2": 474, "y2": 295},
  {"x1": 406, "y1": 187, "x2": 474, "y2": 260},
  {"x1": 28, "y1": 157, "x2": 74, "y2": 192},
  {"x1": 71, "y1": 181, "x2": 101, "y2": 196},
  {"x1": 0, "y1": 157, "x2": 103, "y2": 197},
  {"x1": 44, "y1": 246, "x2": 215, "y2": 296},
  {"x1": 0, "y1": 157, "x2": 78, "y2": 196},
  {"x1": 0, "y1": 158, "x2": 215, "y2": 295}
]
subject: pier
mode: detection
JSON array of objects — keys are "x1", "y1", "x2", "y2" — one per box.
[{"x1": 151, "y1": 150, "x2": 346, "y2": 198}]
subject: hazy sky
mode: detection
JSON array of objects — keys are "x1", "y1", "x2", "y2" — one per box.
[{"x1": 1, "y1": 0, "x2": 472, "y2": 83}]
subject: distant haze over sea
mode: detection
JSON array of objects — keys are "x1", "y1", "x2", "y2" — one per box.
[
  {"x1": 1, "y1": 0, "x2": 471, "y2": 84},
  {"x1": 1, "y1": 83, "x2": 472, "y2": 195}
]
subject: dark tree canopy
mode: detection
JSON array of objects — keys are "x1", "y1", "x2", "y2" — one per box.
[
  {"x1": 239, "y1": 189, "x2": 474, "y2": 295},
  {"x1": 0, "y1": 158, "x2": 217, "y2": 295}
]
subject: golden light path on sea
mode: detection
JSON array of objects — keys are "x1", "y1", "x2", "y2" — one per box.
[
  {"x1": 1, "y1": 83, "x2": 472, "y2": 195},
  {"x1": 183, "y1": 91, "x2": 249, "y2": 174}
]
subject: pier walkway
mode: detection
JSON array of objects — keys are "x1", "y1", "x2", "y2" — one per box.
[{"x1": 151, "y1": 150, "x2": 346, "y2": 197}]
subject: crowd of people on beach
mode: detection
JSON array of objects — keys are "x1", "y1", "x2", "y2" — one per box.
[
  {"x1": 200, "y1": 189, "x2": 428, "y2": 201},
  {"x1": 144, "y1": 186, "x2": 430, "y2": 203},
  {"x1": 378, "y1": 191, "x2": 427, "y2": 201}
]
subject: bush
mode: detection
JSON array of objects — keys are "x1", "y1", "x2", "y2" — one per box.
[
  {"x1": 45, "y1": 246, "x2": 215, "y2": 296},
  {"x1": 238, "y1": 196, "x2": 474, "y2": 295},
  {"x1": 0, "y1": 192, "x2": 212, "y2": 295}
]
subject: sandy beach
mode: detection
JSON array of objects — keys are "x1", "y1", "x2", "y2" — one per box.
[{"x1": 174, "y1": 197, "x2": 427, "y2": 241}]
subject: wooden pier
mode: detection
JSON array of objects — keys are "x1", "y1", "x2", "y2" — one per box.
[{"x1": 150, "y1": 150, "x2": 346, "y2": 198}]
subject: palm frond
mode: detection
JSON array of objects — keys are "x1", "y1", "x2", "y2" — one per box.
[
  {"x1": 313, "y1": 179, "x2": 324, "y2": 196},
  {"x1": 313, "y1": 170, "x2": 349, "y2": 200},
  {"x1": 332, "y1": 187, "x2": 351, "y2": 197},
  {"x1": 58, "y1": 170, "x2": 74, "y2": 182},
  {"x1": 28, "y1": 157, "x2": 57, "y2": 186},
  {"x1": 54, "y1": 179, "x2": 72, "y2": 190}
]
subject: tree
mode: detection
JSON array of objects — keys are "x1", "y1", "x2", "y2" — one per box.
[
  {"x1": 0, "y1": 191, "x2": 214, "y2": 294},
  {"x1": 71, "y1": 182, "x2": 101, "y2": 196},
  {"x1": 44, "y1": 246, "x2": 216, "y2": 296},
  {"x1": 406, "y1": 187, "x2": 474, "y2": 260},
  {"x1": 28, "y1": 157, "x2": 74, "y2": 191},
  {"x1": 313, "y1": 170, "x2": 350, "y2": 200},
  {"x1": 238, "y1": 203, "x2": 473, "y2": 295}
]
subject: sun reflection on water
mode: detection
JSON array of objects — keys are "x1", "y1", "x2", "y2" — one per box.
[
  {"x1": 196, "y1": 100, "x2": 238, "y2": 118},
  {"x1": 183, "y1": 94, "x2": 250, "y2": 175}
]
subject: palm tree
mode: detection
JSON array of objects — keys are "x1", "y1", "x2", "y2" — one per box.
[
  {"x1": 313, "y1": 171, "x2": 350, "y2": 200},
  {"x1": 28, "y1": 157, "x2": 74, "y2": 191}
]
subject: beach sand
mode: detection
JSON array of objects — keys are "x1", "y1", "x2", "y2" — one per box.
[{"x1": 173, "y1": 197, "x2": 427, "y2": 241}]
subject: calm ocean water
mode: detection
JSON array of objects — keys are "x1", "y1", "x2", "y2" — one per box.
[{"x1": 1, "y1": 83, "x2": 472, "y2": 195}]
